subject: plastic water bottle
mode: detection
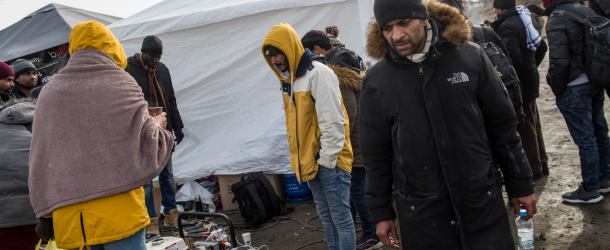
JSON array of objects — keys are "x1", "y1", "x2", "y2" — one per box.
[{"x1": 516, "y1": 209, "x2": 534, "y2": 250}]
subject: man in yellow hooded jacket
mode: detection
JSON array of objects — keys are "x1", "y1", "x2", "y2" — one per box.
[
  {"x1": 262, "y1": 23, "x2": 356, "y2": 250},
  {"x1": 29, "y1": 21, "x2": 174, "y2": 250}
]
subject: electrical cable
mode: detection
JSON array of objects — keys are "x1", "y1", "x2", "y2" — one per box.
[{"x1": 290, "y1": 240, "x2": 325, "y2": 250}]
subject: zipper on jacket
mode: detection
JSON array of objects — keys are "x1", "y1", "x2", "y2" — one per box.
[
  {"x1": 80, "y1": 212, "x2": 87, "y2": 245},
  {"x1": 418, "y1": 64, "x2": 423, "y2": 76}
]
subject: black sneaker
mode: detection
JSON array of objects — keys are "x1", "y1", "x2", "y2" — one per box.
[
  {"x1": 599, "y1": 177, "x2": 610, "y2": 194},
  {"x1": 562, "y1": 184, "x2": 603, "y2": 203},
  {"x1": 356, "y1": 234, "x2": 384, "y2": 250}
]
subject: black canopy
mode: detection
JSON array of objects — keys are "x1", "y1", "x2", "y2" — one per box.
[
  {"x1": 0, "y1": 3, "x2": 121, "y2": 62},
  {"x1": 0, "y1": 4, "x2": 121, "y2": 85}
]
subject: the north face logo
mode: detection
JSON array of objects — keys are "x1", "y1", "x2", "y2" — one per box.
[{"x1": 447, "y1": 72, "x2": 469, "y2": 84}]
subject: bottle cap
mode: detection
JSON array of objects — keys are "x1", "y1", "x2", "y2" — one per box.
[{"x1": 520, "y1": 209, "x2": 527, "y2": 217}]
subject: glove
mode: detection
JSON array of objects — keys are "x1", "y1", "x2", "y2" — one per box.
[
  {"x1": 36, "y1": 217, "x2": 54, "y2": 241},
  {"x1": 174, "y1": 129, "x2": 185, "y2": 145}
]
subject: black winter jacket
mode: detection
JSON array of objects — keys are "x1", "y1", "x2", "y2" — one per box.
[
  {"x1": 361, "y1": 1, "x2": 533, "y2": 249},
  {"x1": 492, "y1": 9, "x2": 545, "y2": 103},
  {"x1": 125, "y1": 54, "x2": 184, "y2": 132},
  {"x1": 543, "y1": 0, "x2": 589, "y2": 97}
]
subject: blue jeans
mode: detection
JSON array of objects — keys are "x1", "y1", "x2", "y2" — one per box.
[
  {"x1": 349, "y1": 167, "x2": 377, "y2": 236},
  {"x1": 143, "y1": 154, "x2": 177, "y2": 217},
  {"x1": 557, "y1": 84, "x2": 610, "y2": 191},
  {"x1": 307, "y1": 166, "x2": 356, "y2": 250},
  {"x1": 69, "y1": 228, "x2": 145, "y2": 250}
]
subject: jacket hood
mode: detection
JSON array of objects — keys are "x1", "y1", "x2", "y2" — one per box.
[
  {"x1": 366, "y1": 0, "x2": 472, "y2": 60},
  {"x1": 0, "y1": 98, "x2": 36, "y2": 125},
  {"x1": 69, "y1": 21, "x2": 127, "y2": 69},
  {"x1": 262, "y1": 23, "x2": 305, "y2": 83},
  {"x1": 328, "y1": 64, "x2": 363, "y2": 90},
  {"x1": 541, "y1": 0, "x2": 573, "y2": 16}
]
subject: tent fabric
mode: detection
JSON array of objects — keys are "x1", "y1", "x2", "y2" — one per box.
[
  {"x1": 0, "y1": 3, "x2": 121, "y2": 62},
  {"x1": 109, "y1": 0, "x2": 375, "y2": 183}
]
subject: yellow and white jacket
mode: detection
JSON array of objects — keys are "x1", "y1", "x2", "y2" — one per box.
[{"x1": 262, "y1": 23, "x2": 353, "y2": 183}]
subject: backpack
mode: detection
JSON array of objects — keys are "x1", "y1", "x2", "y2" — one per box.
[
  {"x1": 230, "y1": 172, "x2": 287, "y2": 228},
  {"x1": 550, "y1": 6, "x2": 610, "y2": 88},
  {"x1": 473, "y1": 26, "x2": 524, "y2": 123}
]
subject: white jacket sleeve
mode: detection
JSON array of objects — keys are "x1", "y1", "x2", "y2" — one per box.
[{"x1": 310, "y1": 66, "x2": 346, "y2": 169}]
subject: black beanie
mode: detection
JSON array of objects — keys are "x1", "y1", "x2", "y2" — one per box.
[
  {"x1": 141, "y1": 35, "x2": 163, "y2": 54},
  {"x1": 493, "y1": 0, "x2": 516, "y2": 9},
  {"x1": 374, "y1": 0, "x2": 429, "y2": 30},
  {"x1": 264, "y1": 46, "x2": 285, "y2": 56}
]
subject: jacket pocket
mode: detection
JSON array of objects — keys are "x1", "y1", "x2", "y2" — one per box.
[
  {"x1": 394, "y1": 191, "x2": 460, "y2": 249},
  {"x1": 460, "y1": 169, "x2": 513, "y2": 249}
]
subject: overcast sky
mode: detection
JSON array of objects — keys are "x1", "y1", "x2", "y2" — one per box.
[{"x1": 0, "y1": 0, "x2": 164, "y2": 30}]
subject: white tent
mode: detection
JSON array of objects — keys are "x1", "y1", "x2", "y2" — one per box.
[{"x1": 109, "y1": 0, "x2": 375, "y2": 183}]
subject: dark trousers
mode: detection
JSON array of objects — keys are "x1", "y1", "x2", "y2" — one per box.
[
  {"x1": 143, "y1": 154, "x2": 177, "y2": 217},
  {"x1": 349, "y1": 167, "x2": 377, "y2": 236},
  {"x1": 0, "y1": 224, "x2": 40, "y2": 250},
  {"x1": 558, "y1": 84, "x2": 610, "y2": 190},
  {"x1": 516, "y1": 100, "x2": 549, "y2": 176}
]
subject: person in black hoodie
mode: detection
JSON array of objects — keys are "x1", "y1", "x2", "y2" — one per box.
[
  {"x1": 542, "y1": 0, "x2": 610, "y2": 203},
  {"x1": 492, "y1": 0, "x2": 550, "y2": 179},
  {"x1": 360, "y1": 0, "x2": 536, "y2": 249},
  {"x1": 125, "y1": 35, "x2": 184, "y2": 236}
]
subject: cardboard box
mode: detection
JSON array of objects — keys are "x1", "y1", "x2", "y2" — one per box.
[{"x1": 218, "y1": 174, "x2": 284, "y2": 210}]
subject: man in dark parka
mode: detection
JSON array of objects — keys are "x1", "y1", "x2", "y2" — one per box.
[
  {"x1": 360, "y1": 0, "x2": 537, "y2": 249},
  {"x1": 125, "y1": 35, "x2": 184, "y2": 236}
]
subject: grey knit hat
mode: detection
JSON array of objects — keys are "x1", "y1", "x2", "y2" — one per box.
[
  {"x1": 11, "y1": 59, "x2": 37, "y2": 78},
  {"x1": 374, "y1": 0, "x2": 429, "y2": 30},
  {"x1": 493, "y1": 0, "x2": 516, "y2": 10}
]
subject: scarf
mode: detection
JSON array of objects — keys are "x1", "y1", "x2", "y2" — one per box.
[
  {"x1": 29, "y1": 49, "x2": 174, "y2": 218},
  {"x1": 407, "y1": 23, "x2": 433, "y2": 63},
  {"x1": 139, "y1": 53, "x2": 167, "y2": 109},
  {"x1": 516, "y1": 5, "x2": 542, "y2": 51}
]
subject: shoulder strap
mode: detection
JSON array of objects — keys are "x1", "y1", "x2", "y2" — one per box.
[
  {"x1": 473, "y1": 26, "x2": 486, "y2": 42},
  {"x1": 244, "y1": 182, "x2": 266, "y2": 224},
  {"x1": 256, "y1": 174, "x2": 282, "y2": 215}
]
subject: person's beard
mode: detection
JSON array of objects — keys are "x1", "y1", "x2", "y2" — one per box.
[
  {"x1": 275, "y1": 60, "x2": 289, "y2": 73},
  {"x1": 392, "y1": 34, "x2": 424, "y2": 57},
  {"x1": 3, "y1": 86, "x2": 13, "y2": 93},
  {"x1": 16, "y1": 79, "x2": 37, "y2": 89},
  {"x1": 147, "y1": 62, "x2": 158, "y2": 71}
]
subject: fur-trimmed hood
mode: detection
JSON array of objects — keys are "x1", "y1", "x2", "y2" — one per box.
[
  {"x1": 328, "y1": 64, "x2": 364, "y2": 90},
  {"x1": 366, "y1": 0, "x2": 472, "y2": 60}
]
